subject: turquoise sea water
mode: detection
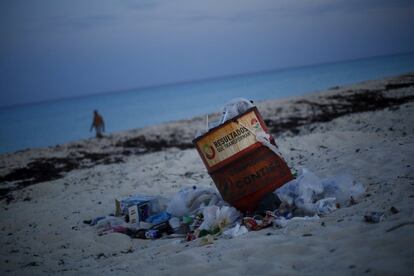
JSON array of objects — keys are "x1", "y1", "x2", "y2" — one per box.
[{"x1": 1, "y1": 53, "x2": 414, "y2": 154}]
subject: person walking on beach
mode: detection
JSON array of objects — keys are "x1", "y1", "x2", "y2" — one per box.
[{"x1": 90, "y1": 110, "x2": 105, "y2": 138}]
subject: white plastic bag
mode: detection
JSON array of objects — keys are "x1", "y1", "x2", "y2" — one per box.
[
  {"x1": 315, "y1": 197, "x2": 337, "y2": 215},
  {"x1": 276, "y1": 168, "x2": 323, "y2": 213},
  {"x1": 216, "y1": 206, "x2": 240, "y2": 230},
  {"x1": 166, "y1": 186, "x2": 222, "y2": 217},
  {"x1": 199, "y1": 205, "x2": 240, "y2": 231},
  {"x1": 255, "y1": 131, "x2": 284, "y2": 157},
  {"x1": 199, "y1": 206, "x2": 219, "y2": 231},
  {"x1": 322, "y1": 174, "x2": 365, "y2": 206},
  {"x1": 275, "y1": 168, "x2": 365, "y2": 215},
  {"x1": 223, "y1": 223, "x2": 248, "y2": 238},
  {"x1": 220, "y1": 98, "x2": 254, "y2": 124}
]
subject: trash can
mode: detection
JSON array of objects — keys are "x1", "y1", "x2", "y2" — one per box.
[{"x1": 193, "y1": 107, "x2": 293, "y2": 212}]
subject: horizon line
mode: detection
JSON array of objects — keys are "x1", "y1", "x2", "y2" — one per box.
[{"x1": 1, "y1": 50, "x2": 413, "y2": 109}]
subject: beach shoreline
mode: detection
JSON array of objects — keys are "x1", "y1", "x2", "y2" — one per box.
[{"x1": 1, "y1": 73, "x2": 414, "y2": 275}]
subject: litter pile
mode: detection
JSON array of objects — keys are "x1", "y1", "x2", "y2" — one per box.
[
  {"x1": 84, "y1": 186, "x2": 241, "y2": 242},
  {"x1": 85, "y1": 98, "x2": 366, "y2": 243},
  {"x1": 85, "y1": 168, "x2": 365, "y2": 243}
]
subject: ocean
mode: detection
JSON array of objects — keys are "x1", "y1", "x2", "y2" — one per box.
[{"x1": 1, "y1": 53, "x2": 414, "y2": 154}]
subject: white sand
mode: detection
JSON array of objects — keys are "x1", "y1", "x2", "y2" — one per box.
[{"x1": 1, "y1": 74, "x2": 414, "y2": 275}]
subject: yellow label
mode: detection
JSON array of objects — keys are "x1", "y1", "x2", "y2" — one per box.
[{"x1": 196, "y1": 110, "x2": 264, "y2": 168}]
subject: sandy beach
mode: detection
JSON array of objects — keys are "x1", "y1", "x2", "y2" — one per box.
[{"x1": 1, "y1": 73, "x2": 414, "y2": 275}]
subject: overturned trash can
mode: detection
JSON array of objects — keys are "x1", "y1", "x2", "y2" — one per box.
[{"x1": 193, "y1": 106, "x2": 293, "y2": 212}]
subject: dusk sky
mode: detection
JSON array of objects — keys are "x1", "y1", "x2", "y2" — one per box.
[{"x1": 1, "y1": 0, "x2": 414, "y2": 107}]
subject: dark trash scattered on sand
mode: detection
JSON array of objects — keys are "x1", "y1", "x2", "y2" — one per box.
[{"x1": 85, "y1": 168, "x2": 365, "y2": 244}]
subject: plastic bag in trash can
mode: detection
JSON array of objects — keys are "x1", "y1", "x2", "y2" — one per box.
[{"x1": 220, "y1": 98, "x2": 254, "y2": 124}]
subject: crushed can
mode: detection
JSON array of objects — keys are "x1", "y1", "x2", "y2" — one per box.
[{"x1": 145, "y1": 229, "x2": 161, "y2": 239}]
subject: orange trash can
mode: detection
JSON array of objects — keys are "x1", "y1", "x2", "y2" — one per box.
[{"x1": 193, "y1": 107, "x2": 293, "y2": 212}]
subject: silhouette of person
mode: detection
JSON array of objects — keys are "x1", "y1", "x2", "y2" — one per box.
[{"x1": 90, "y1": 110, "x2": 105, "y2": 138}]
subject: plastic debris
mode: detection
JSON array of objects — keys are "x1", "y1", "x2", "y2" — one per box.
[
  {"x1": 273, "y1": 215, "x2": 320, "y2": 228},
  {"x1": 242, "y1": 211, "x2": 274, "y2": 231},
  {"x1": 199, "y1": 206, "x2": 240, "y2": 231},
  {"x1": 145, "y1": 229, "x2": 161, "y2": 239},
  {"x1": 150, "y1": 221, "x2": 173, "y2": 234},
  {"x1": 115, "y1": 195, "x2": 166, "y2": 218},
  {"x1": 220, "y1": 98, "x2": 254, "y2": 124},
  {"x1": 146, "y1": 211, "x2": 171, "y2": 225},
  {"x1": 190, "y1": 213, "x2": 204, "y2": 231},
  {"x1": 276, "y1": 168, "x2": 323, "y2": 214},
  {"x1": 222, "y1": 223, "x2": 248, "y2": 238},
  {"x1": 186, "y1": 232, "x2": 197, "y2": 242},
  {"x1": 255, "y1": 131, "x2": 284, "y2": 157},
  {"x1": 275, "y1": 167, "x2": 365, "y2": 215},
  {"x1": 166, "y1": 186, "x2": 222, "y2": 217},
  {"x1": 274, "y1": 203, "x2": 294, "y2": 219},
  {"x1": 168, "y1": 217, "x2": 181, "y2": 231},
  {"x1": 195, "y1": 98, "x2": 254, "y2": 138},
  {"x1": 95, "y1": 216, "x2": 129, "y2": 235},
  {"x1": 315, "y1": 197, "x2": 337, "y2": 215},
  {"x1": 88, "y1": 166, "x2": 365, "y2": 242},
  {"x1": 182, "y1": 215, "x2": 193, "y2": 225},
  {"x1": 242, "y1": 217, "x2": 260, "y2": 231},
  {"x1": 322, "y1": 174, "x2": 365, "y2": 206},
  {"x1": 198, "y1": 205, "x2": 240, "y2": 232},
  {"x1": 198, "y1": 234, "x2": 215, "y2": 246}
]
